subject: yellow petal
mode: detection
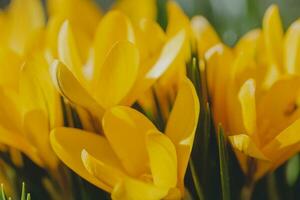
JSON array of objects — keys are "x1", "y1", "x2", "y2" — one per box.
[
  {"x1": 93, "y1": 10, "x2": 135, "y2": 85},
  {"x1": 20, "y1": 61, "x2": 47, "y2": 115},
  {"x1": 23, "y1": 110, "x2": 58, "y2": 169},
  {"x1": 45, "y1": 16, "x2": 65, "y2": 60},
  {"x1": 165, "y1": 78, "x2": 200, "y2": 186},
  {"x1": 47, "y1": 0, "x2": 101, "y2": 37},
  {"x1": 235, "y1": 29, "x2": 263, "y2": 57},
  {"x1": 166, "y1": 1, "x2": 191, "y2": 59},
  {"x1": 102, "y1": 106, "x2": 156, "y2": 177},
  {"x1": 0, "y1": 125, "x2": 42, "y2": 167},
  {"x1": 238, "y1": 79, "x2": 257, "y2": 135},
  {"x1": 81, "y1": 149, "x2": 126, "y2": 188},
  {"x1": 147, "y1": 30, "x2": 186, "y2": 79},
  {"x1": 50, "y1": 127, "x2": 114, "y2": 192},
  {"x1": 257, "y1": 76, "x2": 300, "y2": 145},
  {"x1": 125, "y1": 30, "x2": 186, "y2": 105},
  {"x1": 191, "y1": 16, "x2": 220, "y2": 58},
  {"x1": 58, "y1": 20, "x2": 85, "y2": 85},
  {"x1": 0, "y1": 88, "x2": 22, "y2": 132},
  {"x1": 229, "y1": 134, "x2": 267, "y2": 160},
  {"x1": 146, "y1": 130, "x2": 177, "y2": 189},
  {"x1": 264, "y1": 119, "x2": 300, "y2": 152},
  {"x1": 0, "y1": 48, "x2": 22, "y2": 89},
  {"x1": 22, "y1": 55, "x2": 63, "y2": 129},
  {"x1": 7, "y1": 0, "x2": 45, "y2": 55},
  {"x1": 136, "y1": 19, "x2": 166, "y2": 63},
  {"x1": 51, "y1": 60, "x2": 105, "y2": 123},
  {"x1": 263, "y1": 4, "x2": 283, "y2": 71},
  {"x1": 205, "y1": 44, "x2": 234, "y2": 129},
  {"x1": 284, "y1": 19, "x2": 300, "y2": 74},
  {"x1": 112, "y1": 177, "x2": 168, "y2": 200},
  {"x1": 94, "y1": 41, "x2": 139, "y2": 108},
  {"x1": 113, "y1": 0, "x2": 156, "y2": 21}
]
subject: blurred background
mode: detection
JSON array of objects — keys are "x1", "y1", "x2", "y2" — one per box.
[
  {"x1": 97, "y1": 0, "x2": 300, "y2": 46},
  {"x1": 1, "y1": 0, "x2": 299, "y2": 46}
]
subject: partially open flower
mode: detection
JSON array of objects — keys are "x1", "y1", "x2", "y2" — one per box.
[
  {"x1": 50, "y1": 78, "x2": 199, "y2": 200},
  {"x1": 206, "y1": 4, "x2": 300, "y2": 180},
  {"x1": 51, "y1": 10, "x2": 186, "y2": 132}
]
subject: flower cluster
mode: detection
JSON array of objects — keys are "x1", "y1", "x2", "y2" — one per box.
[{"x1": 0, "y1": 0, "x2": 300, "y2": 199}]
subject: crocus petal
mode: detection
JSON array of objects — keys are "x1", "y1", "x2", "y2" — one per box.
[
  {"x1": 22, "y1": 55, "x2": 63, "y2": 128},
  {"x1": 0, "y1": 48, "x2": 22, "y2": 89},
  {"x1": 257, "y1": 76, "x2": 300, "y2": 145},
  {"x1": 51, "y1": 60, "x2": 105, "y2": 122},
  {"x1": 234, "y1": 29, "x2": 263, "y2": 57},
  {"x1": 112, "y1": 177, "x2": 168, "y2": 200},
  {"x1": 102, "y1": 106, "x2": 156, "y2": 176},
  {"x1": 23, "y1": 110, "x2": 58, "y2": 169},
  {"x1": 205, "y1": 44, "x2": 234, "y2": 129},
  {"x1": 229, "y1": 134, "x2": 268, "y2": 160},
  {"x1": 113, "y1": 0, "x2": 156, "y2": 21},
  {"x1": 165, "y1": 78, "x2": 200, "y2": 186},
  {"x1": 191, "y1": 16, "x2": 220, "y2": 58},
  {"x1": 136, "y1": 19, "x2": 166, "y2": 64},
  {"x1": 263, "y1": 4, "x2": 283, "y2": 71},
  {"x1": 0, "y1": 125, "x2": 42, "y2": 167},
  {"x1": 58, "y1": 20, "x2": 85, "y2": 85},
  {"x1": 238, "y1": 79, "x2": 257, "y2": 135},
  {"x1": 146, "y1": 130, "x2": 177, "y2": 189},
  {"x1": 94, "y1": 41, "x2": 139, "y2": 108},
  {"x1": 93, "y1": 10, "x2": 135, "y2": 85},
  {"x1": 284, "y1": 19, "x2": 300, "y2": 74},
  {"x1": 125, "y1": 29, "x2": 186, "y2": 105},
  {"x1": 7, "y1": 0, "x2": 45, "y2": 55},
  {"x1": 81, "y1": 149, "x2": 126, "y2": 189},
  {"x1": 0, "y1": 87, "x2": 22, "y2": 132},
  {"x1": 45, "y1": 16, "x2": 64, "y2": 61},
  {"x1": 47, "y1": 0, "x2": 101, "y2": 37},
  {"x1": 166, "y1": 1, "x2": 191, "y2": 59},
  {"x1": 50, "y1": 127, "x2": 115, "y2": 192},
  {"x1": 20, "y1": 61, "x2": 47, "y2": 115},
  {"x1": 146, "y1": 29, "x2": 186, "y2": 81},
  {"x1": 263, "y1": 119, "x2": 300, "y2": 154}
]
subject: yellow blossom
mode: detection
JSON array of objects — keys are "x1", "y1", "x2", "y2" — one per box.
[
  {"x1": 51, "y1": 10, "x2": 186, "y2": 132},
  {"x1": 0, "y1": 54, "x2": 62, "y2": 169},
  {"x1": 0, "y1": 0, "x2": 64, "y2": 169},
  {"x1": 50, "y1": 78, "x2": 199, "y2": 200},
  {"x1": 140, "y1": 1, "x2": 219, "y2": 120},
  {"x1": 206, "y1": 4, "x2": 300, "y2": 180}
]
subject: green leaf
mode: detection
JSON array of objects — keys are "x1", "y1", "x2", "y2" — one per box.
[
  {"x1": 1, "y1": 184, "x2": 6, "y2": 200},
  {"x1": 189, "y1": 159, "x2": 205, "y2": 200},
  {"x1": 21, "y1": 183, "x2": 25, "y2": 200},
  {"x1": 217, "y1": 125, "x2": 231, "y2": 200},
  {"x1": 286, "y1": 154, "x2": 300, "y2": 186},
  {"x1": 156, "y1": 0, "x2": 168, "y2": 30}
]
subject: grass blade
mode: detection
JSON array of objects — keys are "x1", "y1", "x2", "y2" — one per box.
[{"x1": 217, "y1": 125, "x2": 231, "y2": 200}]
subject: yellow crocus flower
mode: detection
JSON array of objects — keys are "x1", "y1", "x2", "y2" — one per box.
[
  {"x1": 0, "y1": 0, "x2": 63, "y2": 169},
  {"x1": 0, "y1": 0, "x2": 45, "y2": 89},
  {"x1": 51, "y1": 10, "x2": 186, "y2": 131},
  {"x1": 50, "y1": 78, "x2": 199, "y2": 200},
  {"x1": 0, "y1": 54, "x2": 62, "y2": 169},
  {"x1": 141, "y1": 1, "x2": 220, "y2": 120},
  {"x1": 206, "y1": 4, "x2": 300, "y2": 180},
  {"x1": 45, "y1": 0, "x2": 102, "y2": 63}
]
